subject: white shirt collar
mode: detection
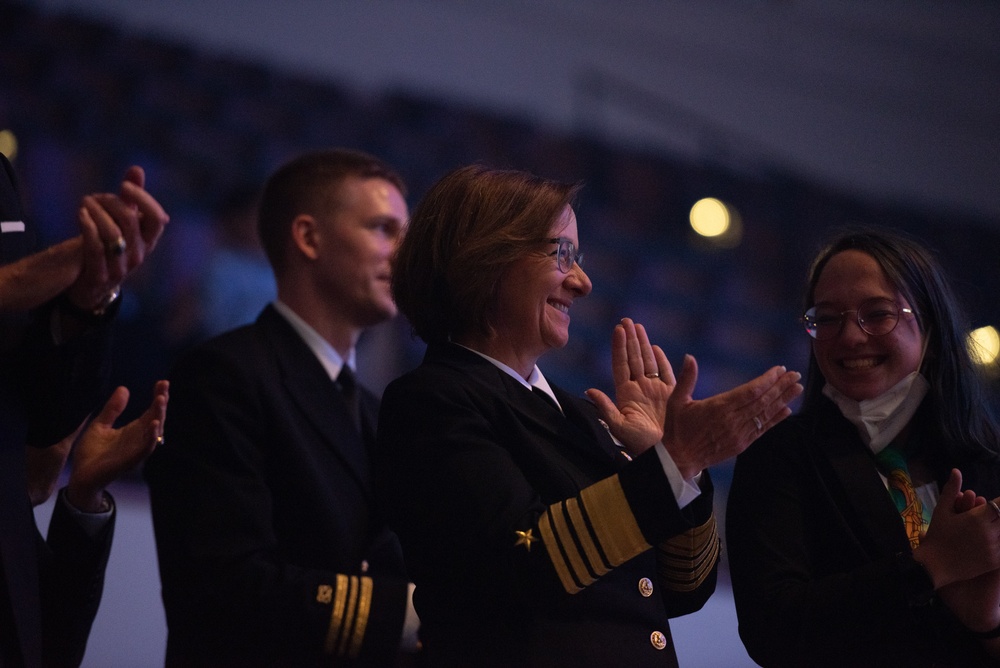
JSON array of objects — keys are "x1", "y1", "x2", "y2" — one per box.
[
  {"x1": 272, "y1": 300, "x2": 355, "y2": 382},
  {"x1": 455, "y1": 343, "x2": 561, "y2": 411}
]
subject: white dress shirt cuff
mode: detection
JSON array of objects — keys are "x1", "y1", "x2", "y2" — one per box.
[
  {"x1": 653, "y1": 442, "x2": 702, "y2": 509},
  {"x1": 400, "y1": 582, "x2": 421, "y2": 652}
]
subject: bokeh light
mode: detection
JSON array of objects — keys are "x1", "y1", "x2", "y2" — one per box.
[
  {"x1": 690, "y1": 197, "x2": 730, "y2": 237},
  {"x1": 968, "y1": 325, "x2": 1000, "y2": 365},
  {"x1": 689, "y1": 197, "x2": 742, "y2": 248}
]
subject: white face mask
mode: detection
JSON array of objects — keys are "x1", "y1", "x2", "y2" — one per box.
[{"x1": 823, "y1": 371, "x2": 930, "y2": 454}]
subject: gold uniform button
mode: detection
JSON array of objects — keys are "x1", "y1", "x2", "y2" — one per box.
[
  {"x1": 638, "y1": 577, "x2": 654, "y2": 597},
  {"x1": 650, "y1": 631, "x2": 667, "y2": 650}
]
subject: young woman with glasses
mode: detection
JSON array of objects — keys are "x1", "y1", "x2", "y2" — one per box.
[{"x1": 727, "y1": 227, "x2": 1000, "y2": 666}]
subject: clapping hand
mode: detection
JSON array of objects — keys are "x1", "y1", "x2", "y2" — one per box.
[
  {"x1": 660, "y1": 356, "x2": 802, "y2": 478},
  {"x1": 919, "y1": 470, "x2": 1000, "y2": 644},
  {"x1": 587, "y1": 318, "x2": 673, "y2": 456},
  {"x1": 64, "y1": 380, "x2": 169, "y2": 513},
  {"x1": 64, "y1": 166, "x2": 169, "y2": 312}
]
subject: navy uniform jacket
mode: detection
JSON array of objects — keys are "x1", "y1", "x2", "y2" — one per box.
[
  {"x1": 376, "y1": 343, "x2": 719, "y2": 667},
  {"x1": 144, "y1": 305, "x2": 409, "y2": 667},
  {"x1": 727, "y1": 397, "x2": 1000, "y2": 667},
  {"x1": 0, "y1": 153, "x2": 115, "y2": 668}
]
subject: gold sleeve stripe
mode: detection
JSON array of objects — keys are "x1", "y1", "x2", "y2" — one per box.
[
  {"x1": 580, "y1": 476, "x2": 649, "y2": 566},
  {"x1": 539, "y1": 508, "x2": 584, "y2": 593},
  {"x1": 337, "y1": 576, "x2": 361, "y2": 656},
  {"x1": 659, "y1": 538, "x2": 719, "y2": 592},
  {"x1": 549, "y1": 501, "x2": 599, "y2": 583},
  {"x1": 657, "y1": 515, "x2": 720, "y2": 592},
  {"x1": 348, "y1": 576, "x2": 374, "y2": 658},
  {"x1": 538, "y1": 474, "x2": 650, "y2": 595},
  {"x1": 324, "y1": 574, "x2": 351, "y2": 654},
  {"x1": 564, "y1": 494, "x2": 611, "y2": 574}
]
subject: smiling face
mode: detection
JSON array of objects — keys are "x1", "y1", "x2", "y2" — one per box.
[
  {"x1": 811, "y1": 249, "x2": 925, "y2": 401},
  {"x1": 488, "y1": 205, "x2": 592, "y2": 376}
]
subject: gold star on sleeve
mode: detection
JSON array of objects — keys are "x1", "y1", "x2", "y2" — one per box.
[{"x1": 515, "y1": 529, "x2": 538, "y2": 551}]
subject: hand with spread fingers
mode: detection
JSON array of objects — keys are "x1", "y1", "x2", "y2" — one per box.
[
  {"x1": 661, "y1": 356, "x2": 803, "y2": 479},
  {"x1": 66, "y1": 380, "x2": 169, "y2": 513},
  {"x1": 587, "y1": 318, "x2": 674, "y2": 456},
  {"x1": 64, "y1": 165, "x2": 170, "y2": 313}
]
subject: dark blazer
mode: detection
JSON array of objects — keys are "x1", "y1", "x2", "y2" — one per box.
[
  {"x1": 727, "y1": 397, "x2": 1000, "y2": 667},
  {"x1": 376, "y1": 342, "x2": 720, "y2": 668},
  {"x1": 144, "y1": 305, "x2": 409, "y2": 667},
  {"x1": 1, "y1": 153, "x2": 115, "y2": 668}
]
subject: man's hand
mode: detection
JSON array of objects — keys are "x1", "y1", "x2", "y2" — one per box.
[
  {"x1": 66, "y1": 380, "x2": 169, "y2": 513},
  {"x1": 64, "y1": 166, "x2": 169, "y2": 312}
]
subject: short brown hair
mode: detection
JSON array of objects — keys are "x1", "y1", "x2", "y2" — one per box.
[
  {"x1": 257, "y1": 148, "x2": 405, "y2": 276},
  {"x1": 392, "y1": 164, "x2": 579, "y2": 344}
]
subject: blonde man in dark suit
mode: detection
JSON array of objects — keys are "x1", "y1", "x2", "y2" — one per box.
[{"x1": 145, "y1": 149, "x2": 417, "y2": 667}]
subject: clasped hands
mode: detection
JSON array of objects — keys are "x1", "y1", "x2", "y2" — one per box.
[
  {"x1": 915, "y1": 469, "x2": 1000, "y2": 642},
  {"x1": 586, "y1": 318, "x2": 803, "y2": 478},
  {"x1": 64, "y1": 164, "x2": 170, "y2": 314},
  {"x1": 0, "y1": 166, "x2": 169, "y2": 316}
]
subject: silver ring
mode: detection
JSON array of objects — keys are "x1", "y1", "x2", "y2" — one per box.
[
  {"x1": 989, "y1": 499, "x2": 1000, "y2": 522},
  {"x1": 109, "y1": 236, "x2": 127, "y2": 256},
  {"x1": 752, "y1": 416, "x2": 763, "y2": 431},
  {"x1": 644, "y1": 372, "x2": 660, "y2": 379}
]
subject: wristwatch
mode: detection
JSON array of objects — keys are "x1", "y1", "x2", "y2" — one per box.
[{"x1": 59, "y1": 286, "x2": 121, "y2": 320}]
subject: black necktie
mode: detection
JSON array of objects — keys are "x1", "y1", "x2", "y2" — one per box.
[
  {"x1": 532, "y1": 386, "x2": 562, "y2": 414},
  {"x1": 336, "y1": 365, "x2": 361, "y2": 432}
]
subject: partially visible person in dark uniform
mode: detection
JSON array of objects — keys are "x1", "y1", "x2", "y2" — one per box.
[
  {"x1": 0, "y1": 151, "x2": 170, "y2": 667},
  {"x1": 376, "y1": 164, "x2": 802, "y2": 667}
]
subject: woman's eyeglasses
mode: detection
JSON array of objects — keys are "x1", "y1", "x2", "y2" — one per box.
[
  {"x1": 801, "y1": 297, "x2": 916, "y2": 340},
  {"x1": 547, "y1": 237, "x2": 584, "y2": 274}
]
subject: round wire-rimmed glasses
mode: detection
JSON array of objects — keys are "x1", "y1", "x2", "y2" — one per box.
[
  {"x1": 802, "y1": 297, "x2": 916, "y2": 340},
  {"x1": 546, "y1": 237, "x2": 584, "y2": 273}
]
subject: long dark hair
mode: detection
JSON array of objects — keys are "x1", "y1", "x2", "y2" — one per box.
[{"x1": 802, "y1": 227, "x2": 1000, "y2": 461}]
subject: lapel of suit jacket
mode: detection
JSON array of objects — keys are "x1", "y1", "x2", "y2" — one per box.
[
  {"x1": 429, "y1": 344, "x2": 620, "y2": 468},
  {"x1": 554, "y1": 385, "x2": 630, "y2": 467},
  {"x1": 257, "y1": 306, "x2": 373, "y2": 494},
  {"x1": 814, "y1": 400, "x2": 913, "y2": 556}
]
